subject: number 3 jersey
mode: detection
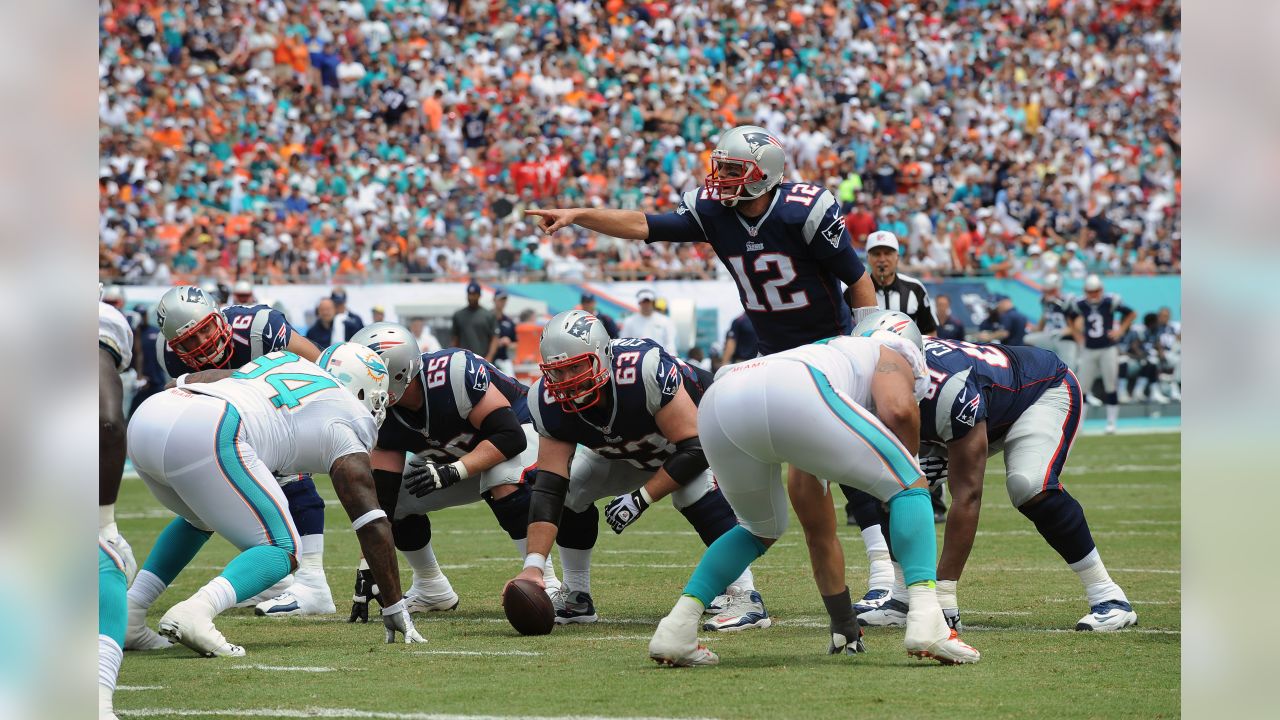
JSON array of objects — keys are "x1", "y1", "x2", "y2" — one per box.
[
  {"x1": 185, "y1": 351, "x2": 378, "y2": 476},
  {"x1": 162, "y1": 304, "x2": 295, "y2": 377},
  {"x1": 646, "y1": 182, "x2": 867, "y2": 355},
  {"x1": 528, "y1": 338, "x2": 712, "y2": 470},
  {"x1": 920, "y1": 338, "x2": 1069, "y2": 445},
  {"x1": 377, "y1": 348, "x2": 530, "y2": 462}
]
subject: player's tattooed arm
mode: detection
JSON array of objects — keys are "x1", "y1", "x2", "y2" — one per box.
[
  {"x1": 937, "y1": 423, "x2": 989, "y2": 581},
  {"x1": 869, "y1": 347, "x2": 921, "y2": 455},
  {"x1": 330, "y1": 452, "x2": 405, "y2": 608}
]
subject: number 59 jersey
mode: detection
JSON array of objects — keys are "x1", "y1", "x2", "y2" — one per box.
[
  {"x1": 186, "y1": 351, "x2": 378, "y2": 476},
  {"x1": 919, "y1": 338, "x2": 1069, "y2": 445}
]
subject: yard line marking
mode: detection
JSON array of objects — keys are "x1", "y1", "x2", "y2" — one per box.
[
  {"x1": 976, "y1": 566, "x2": 1179, "y2": 575},
  {"x1": 231, "y1": 664, "x2": 337, "y2": 672},
  {"x1": 411, "y1": 650, "x2": 543, "y2": 657},
  {"x1": 1116, "y1": 520, "x2": 1181, "y2": 525},
  {"x1": 118, "y1": 709, "x2": 723, "y2": 720},
  {"x1": 961, "y1": 625, "x2": 1181, "y2": 636},
  {"x1": 599, "y1": 549, "x2": 681, "y2": 555},
  {"x1": 1041, "y1": 598, "x2": 1179, "y2": 605},
  {"x1": 974, "y1": 530, "x2": 1176, "y2": 538},
  {"x1": 117, "y1": 686, "x2": 165, "y2": 691}
]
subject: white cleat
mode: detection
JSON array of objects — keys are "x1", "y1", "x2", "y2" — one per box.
[
  {"x1": 853, "y1": 587, "x2": 892, "y2": 614},
  {"x1": 650, "y1": 613, "x2": 719, "y2": 667},
  {"x1": 1085, "y1": 394, "x2": 1103, "y2": 408},
  {"x1": 702, "y1": 589, "x2": 771, "y2": 632},
  {"x1": 254, "y1": 579, "x2": 337, "y2": 617},
  {"x1": 904, "y1": 606, "x2": 979, "y2": 665},
  {"x1": 158, "y1": 597, "x2": 245, "y2": 658},
  {"x1": 404, "y1": 578, "x2": 460, "y2": 614},
  {"x1": 1105, "y1": 421, "x2": 1117, "y2": 435},
  {"x1": 1075, "y1": 600, "x2": 1138, "y2": 631},
  {"x1": 705, "y1": 594, "x2": 728, "y2": 614},
  {"x1": 124, "y1": 599, "x2": 171, "y2": 651},
  {"x1": 234, "y1": 574, "x2": 293, "y2": 608},
  {"x1": 1149, "y1": 387, "x2": 1170, "y2": 404},
  {"x1": 858, "y1": 598, "x2": 908, "y2": 627}
]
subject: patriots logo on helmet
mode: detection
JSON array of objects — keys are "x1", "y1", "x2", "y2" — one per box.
[
  {"x1": 566, "y1": 315, "x2": 596, "y2": 341},
  {"x1": 368, "y1": 340, "x2": 404, "y2": 353},
  {"x1": 742, "y1": 131, "x2": 783, "y2": 154}
]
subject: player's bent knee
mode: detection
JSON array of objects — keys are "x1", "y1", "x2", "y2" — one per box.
[
  {"x1": 392, "y1": 513, "x2": 432, "y2": 552},
  {"x1": 488, "y1": 483, "x2": 518, "y2": 501},
  {"x1": 1006, "y1": 473, "x2": 1040, "y2": 508},
  {"x1": 485, "y1": 484, "x2": 531, "y2": 539},
  {"x1": 555, "y1": 504, "x2": 598, "y2": 550},
  {"x1": 678, "y1": 488, "x2": 741, "y2": 546}
]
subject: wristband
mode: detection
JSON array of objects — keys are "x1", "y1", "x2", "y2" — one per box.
[
  {"x1": 523, "y1": 553, "x2": 546, "y2": 571},
  {"x1": 175, "y1": 374, "x2": 189, "y2": 388},
  {"x1": 352, "y1": 509, "x2": 388, "y2": 531},
  {"x1": 637, "y1": 486, "x2": 654, "y2": 505},
  {"x1": 450, "y1": 460, "x2": 470, "y2": 481},
  {"x1": 381, "y1": 599, "x2": 406, "y2": 616}
]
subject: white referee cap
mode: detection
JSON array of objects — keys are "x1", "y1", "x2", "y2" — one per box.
[{"x1": 865, "y1": 231, "x2": 900, "y2": 252}]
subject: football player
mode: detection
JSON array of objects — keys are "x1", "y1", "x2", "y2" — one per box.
[
  {"x1": 527, "y1": 125, "x2": 884, "y2": 621},
  {"x1": 99, "y1": 298, "x2": 137, "y2": 719},
  {"x1": 1024, "y1": 273, "x2": 1079, "y2": 369},
  {"x1": 125, "y1": 345, "x2": 424, "y2": 656},
  {"x1": 1071, "y1": 275, "x2": 1136, "y2": 434},
  {"x1": 344, "y1": 323, "x2": 561, "y2": 621},
  {"x1": 648, "y1": 312, "x2": 979, "y2": 666},
  {"x1": 144, "y1": 285, "x2": 336, "y2": 619},
  {"x1": 507, "y1": 311, "x2": 766, "y2": 631},
  {"x1": 859, "y1": 334, "x2": 1137, "y2": 632}
]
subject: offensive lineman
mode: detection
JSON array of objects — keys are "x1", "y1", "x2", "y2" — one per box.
[
  {"x1": 125, "y1": 345, "x2": 424, "y2": 656},
  {"x1": 1072, "y1": 275, "x2": 1136, "y2": 434},
  {"x1": 527, "y1": 125, "x2": 885, "y2": 623},
  {"x1": 508, "y1": 311, "x2": 767, "y2": 631},
  {"x1": 648, "y1": 312, "x2": 979, "y2": 666},
  {"x1": 857, "y1": 335, "x2": 1138, "y2": 632}
]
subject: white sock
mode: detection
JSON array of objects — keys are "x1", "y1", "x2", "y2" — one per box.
[
  {"x1": 936, "y1": 579, "x2": 959, "y2": 612},
  {"x1": 861, "y1": 526, "x2": 894, "y2": 590},
  {"x1": 1106, "y1": 404, "x2": 1119, "y2": 424},
  {"x1": 512, "y1": 538, "x2": 527, "y2": 557},
  {"x1": 729, "y1": 566, "x2": 755, "y2": 593},
  {"x1": 906, "y1": 582, "x2": 941, "y2": 614},
  {"x1": 402, "y1": 542, "x2": 444, "y2": 583},
  {"x1": 99, "y1": 504, "x2": 117, "y2": 537},
  {"x1": 672, "y1": 593, "x2": 704, "y2": 620},
  {"x1": 297, "y1": 534, "x2": 325, "y2": 577},
  {"x1": 1133, "y1": 377, "x2": 1149, "y2": 397},
  {"x1": 198, "y1": 576, "x2": 238, "y2": 614},
  {"x1": 890, "y1": 562, "x2": 908, "y2": 605},
  {"x1": 98, "y1": 635, "x2": 122, "y2": 693},
  {"x1": 558, "y1": 546, "x2": 593, "y2": 595},
  {"x1": 543, "y1": 551, "x2": 560, "y2": 586},
  {"x1": 1069, "y1": 549, "x2": 1127, "y2": 606},
  {"x1": 127, "y1": 570, "x2": 167, "y2": 609}
]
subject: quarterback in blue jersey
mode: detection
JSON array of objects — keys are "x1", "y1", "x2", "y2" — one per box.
[
  {"x1": 134, "y1": 285, "x2": 335, "y2": 623},
  {"x1": 527, "y1": 125, "x2": 880, "y2": 635},
  {"x1": 856, "y1": 334, "x2": 1137, "y2": 632},
  {"x1": 508, "y1": 311, "x2": 767, "y2": 632},
  {"x1": 347, "y1": 323, "x2": 565, "y2": 620},
  {"x1": 1071, "y1": 274, "x2": 1136, "y2": 433}
]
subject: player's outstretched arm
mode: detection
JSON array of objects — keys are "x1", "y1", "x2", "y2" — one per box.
[
  {"x1": 525, "y1": 207, "x2": 649, "y2": 240},
  {"x1": 936, "y1": 425, "x2": 989, "y2": 581}
]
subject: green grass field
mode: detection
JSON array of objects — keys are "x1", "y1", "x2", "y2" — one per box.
[{"x1": 115, "y1": 432, "x2": 1180, "y2": 720}]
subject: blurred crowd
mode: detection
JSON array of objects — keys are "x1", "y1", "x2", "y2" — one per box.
[{"x1": 99, "y1": 0, "x2": 1180, "y2": 287}]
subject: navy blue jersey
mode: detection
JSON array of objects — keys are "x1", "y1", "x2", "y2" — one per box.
[
  {"x1": 1072, "y1": 293, "x2": 1134, "y2": 349},
  {"x1": 646, "y1": 182, "x2": 866, "y2": 355},
  {"x1": 378, "y1": 348, "x2": 531, "y2": 462},
  {"x1": 136, "y1": 323, "x2": 167, "y2": 385},
  {"x1": 161, "y1": 304, "x2": 295, "y2": 376},
  {"x1": 920, "y1": 337, "x2": 1069, "y2": 445},
  {"x1": 1040, "y1": 294, "x2": 1078, "y2": 336},
  {"x1": 725, "y1": 313, "x2": 759, "y2": 361},
  {"x1": 494, "y1": 314, "x2": 516, "y2": 361},
  {"x1": 529, "y1": 338, "x2": 704, "y2": 470}
]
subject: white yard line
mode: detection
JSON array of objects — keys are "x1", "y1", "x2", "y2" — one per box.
[
  {"x1": 230, "y1": 664, "x2": 338, "y2": 672},
  {"x1": 117, "y1": 686, "x2": 165, "y2": 691},
  {"x1": 118, "y1": 709, "x2": 722, "y2": 720},
  {"x1": 411, "y1": 650, "x2": 543, "y2": 657}
]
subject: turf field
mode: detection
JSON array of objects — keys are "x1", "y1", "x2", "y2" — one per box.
[{"x1": 114, "y1": 432, "x2": 1180, "y2": 720}]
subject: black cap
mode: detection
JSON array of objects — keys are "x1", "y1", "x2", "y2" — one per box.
[
  {"x1": 466, "y1": 281, "x2": 482, "y2": 295},
  {"x1": 580, "y1": 292, "x2": 596, "y2": 302}
]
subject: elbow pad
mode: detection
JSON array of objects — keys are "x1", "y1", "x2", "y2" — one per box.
[
  {"x1": 662, "y1": 437, "x2": 708, "y2": 486},
  {"x1": 529, "y1": 470, "x2": 570, "y2": 526},
  {"x1": 478, "y1": 407, "x2": 526, "y2": 459}
]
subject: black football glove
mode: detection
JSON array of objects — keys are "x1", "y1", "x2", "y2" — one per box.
[
  {"x1": 920, "y1": 454, "x2": 949, "y2": 491},
  {"x1": 404, "y1": 455, "x2": 463, "y2": 497},
  {"x1": 604, "y1": 490, "x2": 650, "y2": 534},
  {"x1": 347, "y1": 564, "x2": 380, "y2": 624}
]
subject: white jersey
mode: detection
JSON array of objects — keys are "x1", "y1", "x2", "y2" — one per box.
[
  {"x1": 763, "y1": 334, "x2": 930, "y2": 406},
  {"x1": 99, "y1": 301, "x2": 134, "y2": 372},
  {"x1": 187, "y1": 351, "x2": 377, "y2": 476}
]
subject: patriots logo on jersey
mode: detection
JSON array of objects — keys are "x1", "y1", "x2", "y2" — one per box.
[
  {"x1": 471, "y1": 363, "x2": 489, "y2": 392},
  {"x1": 742, "y1": 131, "x2": 783, "y2": 154},
  {"x1": 955, "y1": 388, "x2": 980, "y2": 427},
  {"x1": 661, "y1": 363, "x2": 680, "y2": 397},
  {"x1": 566, "y1": 315, "x2": 596, "y2": 341},
  {"x1": 820, "y1": 214, "x2": 844, "y2": 248}
]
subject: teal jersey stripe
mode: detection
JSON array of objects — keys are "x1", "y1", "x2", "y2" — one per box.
[
  {"x1": 805, "y1": 365, "x2": 919, "y2": 486},
  {"x1": 213, "y1": 404, "x2": 294, "y2": 551}
]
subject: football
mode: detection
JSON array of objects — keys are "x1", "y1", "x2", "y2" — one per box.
[{"x1": 502, "y1": 578, "x2": 555, "y2": 636}]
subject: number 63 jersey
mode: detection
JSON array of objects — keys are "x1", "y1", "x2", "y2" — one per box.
[
  {"x1": 186, "y1": 350, "x2": 378, "y2": 476},
  {"x1": 919, "y1": 338, "x2": 1069, "y2": 446}
]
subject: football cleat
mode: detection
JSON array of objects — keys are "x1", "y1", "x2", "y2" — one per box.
[
  {"x1": 853, "y1": 588, "x2": 892, "y2": 614},
  {"x1": 829, "y1": 626, "x2": 867, "y2": 655},
  {"x1": 254, "y1": 579, "x2": 337, "y2": 617},
  {"x1": 124, "y1": 599, "x2": 171, "y2": 651},
  {"x1": 233, "y1": 574, "x2": 293, "y2": 608},
  {"x1": 858, "y1": 598, "x2": 909, "y2": 627},
  {"x1": 703, "y1": 590, "x2": 771, "y2": 632},
  {"x1": 404, "y1": 577, "x2": 460, "y2": 615},
  {"x1": 158, "y1": 597, "x2": 245, "y2": 658},
  {"x1": 944, "y1": 610, "x2": 964, "y2": 632},
  {"x1": 1105, "y1": 421, "x2": 1117, "y2": 435},
  {"x1": 1075, "y1": 599, "x2": 1138, "y2": 631},
  {"x1": 905, "y1": 606, "x2": 979, "y2": 665},
  {"x1": 1085, "y1": 394, "x2": 1104, "y2": 408},
  {"x1": 705, "y1": 594, "x2": 728, "y2": 614},
  {"x1": 650, "y1": 613, "x2": 718, "y2": 667},
  {"x1": 555, "y1": 590, "x2": 598, "y2": 624}
]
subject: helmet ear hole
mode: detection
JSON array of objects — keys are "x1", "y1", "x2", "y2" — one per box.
[{"x1": 357, "y1": 389, "x2": 366, "y2": 400}]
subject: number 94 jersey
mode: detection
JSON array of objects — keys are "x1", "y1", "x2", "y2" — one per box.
[
  {"x1": 162, "y1": 304, "x2": 293, "y2": 377},
  {"x1": 920, "y1": 338, "x2": 1069, "y2": 446},
  {"x1": 528, "y1": 338, "x2": 709, "y2": 470}
]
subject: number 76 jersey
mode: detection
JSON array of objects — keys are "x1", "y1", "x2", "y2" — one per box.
[{"x1": 919, "y1": 338, "x2": 1069, "y2": 446}]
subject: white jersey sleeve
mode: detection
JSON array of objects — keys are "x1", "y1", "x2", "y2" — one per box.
[
  {"x1": 99, "y1": 302, "x2": 134, "y2": 372},
  {"x1": 320, "y1": 416, "x2": 377, "y2": 471}
]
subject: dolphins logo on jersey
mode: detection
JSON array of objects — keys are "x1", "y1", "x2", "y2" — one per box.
[{"x1": 742, "y1": 131, "x2": 783, "y2": 155}]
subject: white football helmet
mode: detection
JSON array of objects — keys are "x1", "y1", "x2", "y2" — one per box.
[
  {"x1": 704, "y1": 125, "x2": 786, "y2": 207},
  {"x1": 318, "y1": 342, "x2": 390, "y2": 427},
  {"x1": 155, "y1": 285, "x2": 232, "y2": 368},
  {"x1": 852, "y1": 310, "x2": 924, "y2": 351},
  {"x1": 349, "y1": 322, "x2": 423, "y2": 405},
  {"x1": 539, "y1": 309, "x2": 613, "y2": 413},
  {"x1": 1043, "y1": 273, "x2": 1062, "y2": 292}
]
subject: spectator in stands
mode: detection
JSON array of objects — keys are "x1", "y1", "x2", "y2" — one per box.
[
  {"x1": 579, "y1": 292, "x2": 619, "y2": 338},
  {"x1": 451, "y1": 281, "x2": 498, "y2": 360},
  {"x1": 371, "y1": 305, "x2": 387, "y2": 324},
  {"x1": 306, "y1": 298, "x2": 351, "y2": 346},
  {"x1": 978, "y1": 297, "x2": 1030, "y2": 346},
  {"x1": 620, "y1": 288, "x2": 676, "y2": 354},
  {"x1": 934, "y1": 295, "x2": 967, "y2": 341}
]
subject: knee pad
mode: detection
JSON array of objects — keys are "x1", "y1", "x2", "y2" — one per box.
[
  {"x1": 1103, "y1": 391, "x2": 1119, "y2": 405},
  {"x1": 1005, "y1": 472, "x2": 1041, "y2": 509},
  {"x1": 1017, "y1": 490, "x2": 1095, "y2": 565},
  {"x1": 392, "y1": 513, "x2": 432, "y2": 552},
  {"x1": 485, "y1": 484, "x2": 531, "y2": 540},
  {"x1": 281, "y1": 476, "x2": 326, "y2": 536},
  {"x1": 678, "y1": 488, "x2": 740, "y2": 546},
  {"x1": 556, "y1": 504, "x2": 598, "y2": 551}
]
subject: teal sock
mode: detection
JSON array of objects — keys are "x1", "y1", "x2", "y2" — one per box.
[
  {"x1": 98, "y1": 547, "x2": 127, "y2": 648},
  {"x1": 887, "y1": 488, "x2": 937, "y2": 586},
  {"x1": 682, "y1": 525, "x2": 767, "y2": 606},
  {"x1": 220, "y1": 545, "x2": 295, "y2": 603},
  {"x1": 141, "y1": 518, "x2": 212, "y2": 585}
]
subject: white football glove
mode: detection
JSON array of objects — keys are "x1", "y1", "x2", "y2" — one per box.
[
  {"x1": 381, "y1": 600, "x2": 427, "y2": 644},
  {"x1": 604, "y1": 490, "x2": 649, "y2": 534},
  {"x1": 102, "y1": 526, "x2": 138, "y2": 584},
  {"x1": 919, "y1": 454, "x2": 949, "y2": 490}
]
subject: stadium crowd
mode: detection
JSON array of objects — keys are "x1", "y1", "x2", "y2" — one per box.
[{"x1": 98, "y1": 0, "x2": 1181, "y2": 287}]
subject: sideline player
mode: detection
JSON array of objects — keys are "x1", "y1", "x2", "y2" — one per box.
[
  {"x1": 1072, "y1": 275, "x2": 1135, "y2": 434},
  {"x1": 343, "y1": 322, "x2": 562, "y2": 620},
  {"x1": 526, "y1": 125, "x2": 882, "y2": 621},
  {"x1": 99, "y1": 297, "x2": 137, "y2": 719},
  {"x1": 859, "y1": 336, "x2": 1137, "y2": 632},
  {"x1": 1024, "y1": 273, "x2": 1079, "y2": 369},
  {"x1": 148, "y1": 285, "x2": 335, "y2": 618},
  {"x1": 508, "y1": 311, "x2": 767, "y2": 631},
  {"x1": 648, "y1": 312, "x2": 979, "y2": 666},
  {"x1": 125, "y1": 345, "x2": 424, "y2": 656}
]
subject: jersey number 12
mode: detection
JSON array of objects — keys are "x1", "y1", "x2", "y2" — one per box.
[{"x1": 727, "y1": 253, "x2": 810, "y2": 312}]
